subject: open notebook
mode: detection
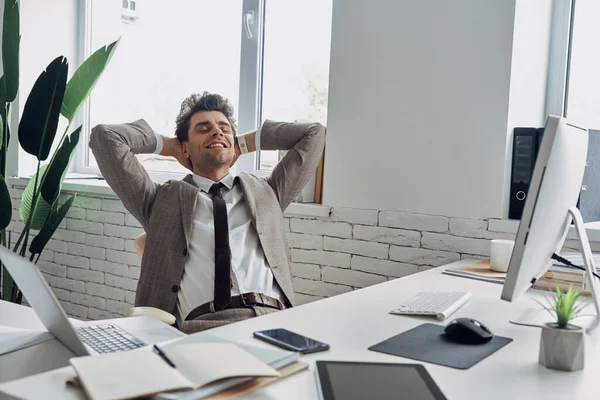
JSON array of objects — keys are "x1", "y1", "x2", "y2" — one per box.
[
  {"x1": 70, "y1": 343, "x2": 280, "y2": 400},
  {"x1": 156, "y1": 334, "x2": 301, "y2": 400}
]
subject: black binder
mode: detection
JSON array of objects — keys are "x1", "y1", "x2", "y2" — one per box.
[{"x1": 509, "y1": 127, "x2": 544, "y2": 220}]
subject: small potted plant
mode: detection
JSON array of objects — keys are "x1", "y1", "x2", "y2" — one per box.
[{"x1": 537, "y1": 286, "x2": 587, "y2": 371}]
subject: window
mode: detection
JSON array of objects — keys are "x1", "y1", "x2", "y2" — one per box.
[
  {"x1": 77, "y1": 0, "x2": 332, "y2": 179},
  {"x1": 564, "y1": 0, "x2": 600, "y2": 129},
  {"x1": 548, "y1": 0, "x2": 600, "y2": 131},
  {"x1": 258, "y1": 0, "x2": 332, "y2": 170}
]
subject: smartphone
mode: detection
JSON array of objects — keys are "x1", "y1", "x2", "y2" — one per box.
[{"x1": 253, "y1": 328, "x2": 330, "y2": 354}]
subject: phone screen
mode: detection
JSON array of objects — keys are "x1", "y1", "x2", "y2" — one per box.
[{"x1": 254, "y1": 328, "x2": 329, "y2": 353}]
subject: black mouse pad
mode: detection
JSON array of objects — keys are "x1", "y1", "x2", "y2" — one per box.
[{"x1": 368, "y1": 323, "x2": 513, "y2": 370}]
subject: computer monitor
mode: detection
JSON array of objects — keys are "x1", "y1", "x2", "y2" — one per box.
[{"x1": 501, "y1": 116, "x2": 588, "y2": 302}]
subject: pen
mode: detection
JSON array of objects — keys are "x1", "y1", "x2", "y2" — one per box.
[{"x1": 153, "y1": 344, "x2": 176, "y2": 368}]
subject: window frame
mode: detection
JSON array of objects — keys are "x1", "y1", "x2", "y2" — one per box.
[
  {"x1": 545, "y1": 0, "x2": 575, "y2": 119},
  {"x1": 73, "y1": 0, "x2": 270, "y2": 180}
]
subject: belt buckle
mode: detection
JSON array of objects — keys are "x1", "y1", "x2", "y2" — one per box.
[{"x1": 240, "y1": 293, "x2": 248, "y2": 307}]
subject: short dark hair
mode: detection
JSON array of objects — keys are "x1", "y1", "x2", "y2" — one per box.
[{"x1": 174, "y1": 92, "x2": 237, "y2": 142}]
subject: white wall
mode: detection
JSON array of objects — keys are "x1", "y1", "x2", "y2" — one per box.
[
  {"x1": 323, "y1": 0, "x2": 552, "y2": 219},
  {"x1": 503, "y1": 0, "x2": 553, "y2": 215},
  {"x1": 17, "y1": 0, "x2": 79, "y2": 177}
]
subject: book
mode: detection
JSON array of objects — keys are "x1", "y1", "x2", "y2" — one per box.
[
  {"x1": 68, "y1": 361, "x2": 310, "y2": 400},
  {"x1": 70, "y1": 343, "x2": 280, "y2": 400},
  {"x1": 532, "y1": 277, "x2": 591, "y2": 297},
  {"x1": 543, "y1": 270, "x2": 586, "y2": 284},
  {"x1": 442, "y1": 260, "x2": 506, "y2": 284},
  {"x1": 444, "y1": 258, "x2": 593, "y2": 286},
  {"x1": 183, "y1": 361, "x2": 308, "y2": 400}
]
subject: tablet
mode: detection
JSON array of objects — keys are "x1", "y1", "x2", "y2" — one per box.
[{"x1": 315, "y1": 361, "x2": 447, "y2": 400}]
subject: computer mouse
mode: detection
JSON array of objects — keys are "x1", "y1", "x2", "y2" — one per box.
[{"x1": 443, "y1": 318, "x2": 494, "y2": 344}]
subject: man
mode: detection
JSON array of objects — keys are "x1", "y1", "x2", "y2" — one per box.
[{"x1": 90, "y1": 92, "x2": 325, "y2": 333}]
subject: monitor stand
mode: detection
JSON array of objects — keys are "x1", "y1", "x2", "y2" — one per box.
[{"x1": 510, "y1": 207, "x2": 600, "y2": 333}]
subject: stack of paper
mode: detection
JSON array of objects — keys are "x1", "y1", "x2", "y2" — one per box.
[{"x1": 442, "y1": 260, "x2": 505, "y2": 284}]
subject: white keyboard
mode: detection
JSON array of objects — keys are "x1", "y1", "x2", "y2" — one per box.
[{"x1": 390, "y1": 291, "x2": 472, "y2": 320}]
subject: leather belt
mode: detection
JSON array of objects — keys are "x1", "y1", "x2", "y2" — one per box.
[{"x1": 185, "y1": 292, "x2": 286, "y2": 321}]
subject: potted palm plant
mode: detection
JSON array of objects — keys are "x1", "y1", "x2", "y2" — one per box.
[
  {"x1": 538, "y1": 286, "x2": 587, "y2": 371},
  {"x1": 0, "y1": 0, "x2": 118, "y2": 303}
]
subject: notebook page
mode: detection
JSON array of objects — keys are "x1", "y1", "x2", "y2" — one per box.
[
  {"x1": 70, "y1": 349, "x2": 192, "y2": 400},
  {"x1": 167, "y1": 343, "x2": 280, "y2": 389}
]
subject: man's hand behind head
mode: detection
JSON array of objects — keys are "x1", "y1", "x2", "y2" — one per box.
[
  {"x1": 229, "y1": 136, "x2": 241, "y2": 168},
  {"x1": 161, "y1": 136, "x2": 193, "y2": 172}
]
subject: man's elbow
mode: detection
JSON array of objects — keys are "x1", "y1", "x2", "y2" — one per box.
[
  {"x1": 310, "y1": 122, "x2": 326, "y2": 149},
  {"x1": 89, "y1": 124, "x2": 109, "y2": 152}
]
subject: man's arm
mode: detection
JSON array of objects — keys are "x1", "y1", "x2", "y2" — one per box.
[
  {"x1": 258, "y1": 120, "x2": 326, "y2": 211},
  {"x1": 89, "y1": 120, "x2": 162, "y2": 229}
]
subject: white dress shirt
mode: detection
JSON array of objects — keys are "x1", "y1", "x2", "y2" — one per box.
[{"x1": 153, "y1": 132, "x2": 282, "y2": 319}]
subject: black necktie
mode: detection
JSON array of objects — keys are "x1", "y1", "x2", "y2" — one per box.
[{"x1": 209, "y1": 183, "x2": 231, "y2": 310}]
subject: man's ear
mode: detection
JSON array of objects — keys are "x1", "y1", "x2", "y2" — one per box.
[{"x1": 181, "y1": 141, "x2": 190, "y2": 159}]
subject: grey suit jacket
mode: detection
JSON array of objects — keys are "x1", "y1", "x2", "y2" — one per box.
[{"x1": 89, "y1": 119, "x2": 325, "y2": 324}]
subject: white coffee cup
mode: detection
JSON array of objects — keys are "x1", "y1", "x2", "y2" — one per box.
[{"x1": 490, "y1": 239, "x2": 515, "y2": 272}]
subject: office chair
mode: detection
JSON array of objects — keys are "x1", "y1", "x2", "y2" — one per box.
[{"x1": 125, "y1": 233, "x2": 177, "y2": 326}]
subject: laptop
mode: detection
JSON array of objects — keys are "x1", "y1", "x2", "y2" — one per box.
[{"x1": 0, "y1": 246, "x2": 184, "y2": 356}]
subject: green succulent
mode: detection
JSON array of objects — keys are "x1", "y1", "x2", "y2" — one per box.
[{"x1": 537, "y1": 285, "x2": 588, "y2": 329}]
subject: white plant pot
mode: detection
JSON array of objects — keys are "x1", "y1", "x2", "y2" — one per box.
[{"x1": 539, "y1": 323, "x2": 585, "y2": 371}]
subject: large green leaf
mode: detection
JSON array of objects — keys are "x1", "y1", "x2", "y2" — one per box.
[
  {"x1": 19, "y1": 164, "x2": 52, "y2": 230},
  {"x1": 0, "y1": 112, "x2": 3, "y2": 156},
  {"x1": 29, "y1": 194, "x2": 75, "y2": 255},
  {"x1": 2, "y1": 0, "x2": 20, "y2": 102},
  {"x1": 61, "y1": 40, "x2": 119, "y2": 122},
  {"x1": 40, "y1": 126, "x2": 81, "y2": 204},
  {"x1": 18, "y1": 56, "x2": 68, "y2": 161},
  {"x1": 0, "y1": 107, "x2": 10, "y2": 177},
  {"x1": 0, "y1": 175, "x2": 11, "y2": 230},
  {"x1": 0, "y1": 75, "x2": 6, "y2": 126}
]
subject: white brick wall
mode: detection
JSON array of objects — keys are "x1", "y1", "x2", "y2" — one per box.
[
  {"x1": 379, "y1": 211, "x2": 448, "y2": 232},
  {"x1": 290, "y1": 219, "x2": 352, "y2": 238},
  {"x1": 7, "y1": 183, "x2": 559, "y2": 319},
  {"x1": 421, "y1": 232, "x2": 490, "y2": 256},
  {"x1": 321, "y1": 266, "x2": 387, "y2": 288},
  {"x1": 353, "y1": 225, "x2": 420, "y2": 247},
  {"x1": 323, "y1": 237, "x2": 388, "y2": 259}
]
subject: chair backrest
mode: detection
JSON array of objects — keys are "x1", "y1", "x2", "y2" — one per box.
[
  {"x1": 127, "y1": 232, "x2": 177, "y2": 325},
  {"x1": 134, "y1": 233, "x2": 147, "y2": 261}
]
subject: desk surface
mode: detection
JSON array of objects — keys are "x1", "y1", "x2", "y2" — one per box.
[{"x1": 1, "y1": 260, "x2": 599, "y2": 400}]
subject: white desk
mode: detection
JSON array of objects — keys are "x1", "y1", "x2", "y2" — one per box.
[{"x1": 1, "y1": 260, "x2": 599, "y2": 399}]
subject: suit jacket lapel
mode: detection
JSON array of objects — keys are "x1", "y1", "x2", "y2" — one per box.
[
  {"x1": 180, "y1": 175, "x2": 199, "y2": 244},
  {"x1": 236, "y1": 175, "x2": 259, "y2": 230}
]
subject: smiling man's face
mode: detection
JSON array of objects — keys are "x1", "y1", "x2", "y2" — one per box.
[{"x1": 182, "y1": 110, "x2": 235, "y2": 171}]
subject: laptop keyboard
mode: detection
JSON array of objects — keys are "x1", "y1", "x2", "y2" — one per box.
[{"x1": 75, "y1": 324, "x2": 146, "y2": 354}]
